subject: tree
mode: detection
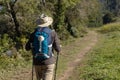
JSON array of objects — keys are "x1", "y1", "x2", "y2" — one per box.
[
  {"x1": 0, "y1": 0, "x2": 22, "y2": 38},
  {"x1": 53, "y1": 0, "x2": 70, "y2": 40},
  {"x1": 8, "y1": 0, "x2": 21, "y2": 37}
]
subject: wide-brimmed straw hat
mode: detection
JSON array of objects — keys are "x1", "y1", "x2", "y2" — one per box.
[{"x1": 36, "y1": 14, "x2": 53, "y2": 27}]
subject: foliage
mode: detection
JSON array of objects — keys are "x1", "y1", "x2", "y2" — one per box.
[
  {"x1": 99, "y1": 0, "x2": 120, "y2": 17},
  {"x1": 103, "y1": 12, "x2": 116, "y2": 24},
  {"x1": 0, "y1": 53, "x2": 32, "y2": 73},
  {"x1": 0, "y1": 34, "x2": 15, "y2": 54},
  {"x1": 98, "y1": 22, "x2": 120, "y2": 33},
  {"x1": 0, "y1": 0, "x2": 103, "y2": 40},
  {"x1": 87, "y1": 0, "x2": 103, "y2": 27},
  {"x1": 65, "y1": 0, "x2": 102, "y2": 37},
  {"x1": 53, "y1": 0, "x2": 70, "y2": 40},
  {"x1": 64, "y1": 0, "x2": 80, "y2": 8},
  {"x1": 18, "y1": 49, "x2": 32, "y2": 61}
]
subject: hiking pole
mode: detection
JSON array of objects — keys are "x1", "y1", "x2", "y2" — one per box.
[
  {"x1": 54, "y1": 52, "x2": 59, "y2": 80},
  {"x1": 32, "y1": 57, "x2": 34, "y2": 80}
]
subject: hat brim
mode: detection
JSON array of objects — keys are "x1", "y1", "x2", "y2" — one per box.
[{"x1": 38, "y1": 17, "x2": 53, "y2": 27}]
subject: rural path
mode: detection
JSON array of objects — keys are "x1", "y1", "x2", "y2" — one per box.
[
  {"x1": 0, "y1": 30, "x2": 98, "y2": 80},
  {"x1": 58, "y1": 30, "x2": 98, "y2": 80}
]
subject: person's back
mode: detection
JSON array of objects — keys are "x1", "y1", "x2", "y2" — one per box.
[{"x1": 25, "y1": 14, "x2": 61, "y2": 80}]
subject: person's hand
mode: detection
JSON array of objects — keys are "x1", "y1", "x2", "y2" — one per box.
[{"x1": 57, "y1": 51, "x2": 63, "y2": 55}]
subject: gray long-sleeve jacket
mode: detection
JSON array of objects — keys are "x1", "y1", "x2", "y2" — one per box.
[{"x1": 25, "y1": 27, "x2": 61, "y2": 65}]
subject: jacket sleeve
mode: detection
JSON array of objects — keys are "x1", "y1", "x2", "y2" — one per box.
[
  {"x1": 52, "y1": 31, "x2": 61, "y2": 53},
  {"x1": 25, "y1": 33, "x2": 34, "y2": 51}
]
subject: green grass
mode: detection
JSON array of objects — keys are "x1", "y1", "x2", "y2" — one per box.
[
  {"x1": 0, "y1": 56, "x2": 32, "y2": 80},
  {"x1": 70, "y1": 30, "x2": 120, "y2": 79},
  {"x1": 98, "y1": 22, "x2": 120, "y2": 33}
]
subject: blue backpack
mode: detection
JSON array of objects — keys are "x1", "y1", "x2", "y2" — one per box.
[{"x1": 32, "y1": 27, "x2": 53, "y2": 61}]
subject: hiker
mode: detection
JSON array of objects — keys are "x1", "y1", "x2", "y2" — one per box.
[{"x1": 25, "y1": 14, "x2": 61, "y2": 80}]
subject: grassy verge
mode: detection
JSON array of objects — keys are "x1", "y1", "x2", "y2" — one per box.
[{"x1": 70, "y1": 23, "x2": 120, "y2": 80}]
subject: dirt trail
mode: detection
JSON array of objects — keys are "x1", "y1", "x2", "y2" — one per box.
[{"x1": 58, "y1": 31, "x2": 98, "y2": 80}]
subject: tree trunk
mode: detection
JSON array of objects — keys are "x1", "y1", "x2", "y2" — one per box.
[{"x1": 8, "y1": 1, "x2": 21, "y2": 37}]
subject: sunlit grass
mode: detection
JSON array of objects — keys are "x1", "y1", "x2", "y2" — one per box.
[{"x1": 99, "y1": 22, "x2": 120, "y2": 33}]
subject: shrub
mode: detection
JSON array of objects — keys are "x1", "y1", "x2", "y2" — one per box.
[
  {"x1": 0, "y1": 34, "x2": 15, "y2": 55},
  {"x1": 98, "y1": 22, "x2": 120, "y2": 33}
]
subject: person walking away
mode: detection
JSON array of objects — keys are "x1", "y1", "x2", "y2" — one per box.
[{"x1": 25, "y1": 14, "x2": 61, "y2": 80}]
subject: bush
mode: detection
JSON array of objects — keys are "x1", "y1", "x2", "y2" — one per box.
[
  {"x1": 0, "y1": 34, "x2": 15, "y2": 55},
  {"x1": 103, "y1": 13, "x2": 115, "y2": 24},
  {"x1": 98, "y1": 22, "x2": 120, "y2": 33}
]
